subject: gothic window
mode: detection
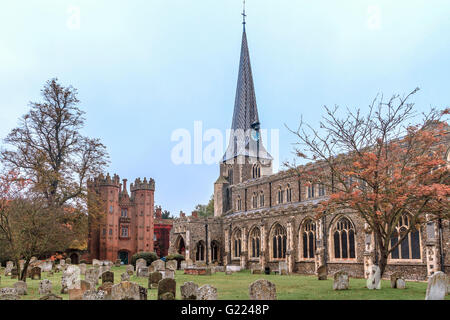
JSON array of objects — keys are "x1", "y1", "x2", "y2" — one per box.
[
  {"x1": 307, "y1": 184, "x2": 315, "y2": 198},
  {"x1": 277, "y1": 187, "x2": 284, "y2": 204},
  {"x1": 259, "y1": 192, "x2": 264, "y2": 207},
  {"x1": 121, "y1": 208, "x2": 128, "y2": 217},
  {"x1": 252, "y1": 193, "x2": 258, "y2": 209},
  {"x1": 211, "y1": 241, "x2": 219, "y2": 262},
  {"x1": 249, "y1": 227, "x2": 261, "y2": 258},
  {"x1": 232, "y1": 229, "x2": 242, "y2": 258},
  {"x1": 121, "y1": 226, "x2": 129, "y2": 237},
  {"x1": 271, "y1": 224, "x2": 287, "y2": 260},
  {"x1": 332, "y1": 217, "x2": 356, "y2": 259},
  {"x1": 286, "y1": 184, "x2": 292, "y2": 202},
  {"x1": 252, "y1": 164, "x2": 261, "y2": 179},
  {"x1": 236, "y1": 196, "x2": 242, "y2": 211},
  {"x1": 228, "y1": 169, "x2": 233, "y2": 185},
  {"x1": 390, "y1": 214, "x2": 421, "y2": 260},
  {"x1": 195, "y1": 241, "x2": 205, "y2": 261},
  {"x1": 301, "y1": 219, "x2": 316, "y2": 259},
  {"x1": 318, "y1": 184, "x2": 325, "y2": 197}
]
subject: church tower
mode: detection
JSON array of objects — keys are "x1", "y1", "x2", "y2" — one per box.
[{"x1": 214, "y1": 8, "x2": 272, "y2": 217}]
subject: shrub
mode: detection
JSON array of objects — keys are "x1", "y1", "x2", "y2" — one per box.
[
  {"x1": 166, "y1": 253, "x2": 185, "y2": 262},
  {"x1": 131, "y1": 252, "x2": 159, "y2": 267},
  {"x1": 79, "y1": 259, "x2": 87, "y2": 264}
]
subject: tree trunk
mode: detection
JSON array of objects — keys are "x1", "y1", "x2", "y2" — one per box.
[{"x1": 20, "y1": 259, "x2": 30, "y2": 282}]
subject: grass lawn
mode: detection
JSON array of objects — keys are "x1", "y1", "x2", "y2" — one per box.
[{"x1": 1, "y1": 266, "x2": 447, "y2": 300}]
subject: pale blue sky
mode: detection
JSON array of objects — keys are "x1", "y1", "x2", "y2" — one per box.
[{"x1": 1, "y1": 0, "x2": 449, "y2": 216}]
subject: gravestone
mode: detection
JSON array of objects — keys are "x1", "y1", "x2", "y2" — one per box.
[
  {"x1": 0, "y1": 288, "x2": 20, "y2": 300},
  {"x1": 40, "y1": 261, "x2": 53, "y2": 272},
  {"x1": 137, "y1": 266, "x2": 149, "y2": 278},
  {"x1": 317, "y1": 265, "x2": 327, "y2": 280},
  {"x1": 367, "y1": 265, "x2": 381, "y2": 290},
  {"x1": 61, "y1": 265, "x2": 80, "y2": 294},
  {"x1": 181, "y1": 281, "x2": 198, "y2": 300},
  {"x1": 39, "y1": 293, "x2": 62, "y2": 300},
  {"x1": 157, "y1": 278, "x2": 176, "y2": 300},
  {"x1": 151, "y1": 260, "x2": 165, "y2": 272},
  {"x1": 13, "y1": 281, "x2": 27, "y2": 295},
  {"x1": 425, "y1": 271, "x2": 447, "y2": 300},
  {"x1": 102, "y1": 271, "x2": 114, "y2": 284},
  {"x1": 136, "y1": 258, "x2": 147, "y2": 273},
  {"x1": 30, "y1": 266, "x2": 41, "y2": 280},
  {"x1": 251, "y1": 264, "x2": 262, "y2": 275},
  {"x1": 161, "y1": 269, "x2": 175, "y2": 279},
  {"x1": 65, "y1": 258, "x2": 71, "y2": 265},
  {"x1": 115, "y1": 259, "x2": 122, "y2": 267},
  {"x1": 98, "y1": 282, "x2": 114, "y2": 299},
  {"x1": 92, "y1": 259, "x2": 101, "y2": 267},
  {"x1": 85, "y1": 268, "x2": 99, "y2": 286},
  {"x1": 39, "y1": 279, "x2": 52, "y2": 295},
  {"x1": 111, "y1": 281, "x2": 146, "y2": 300},
  {"x1": 278, "y1": 261, "x2": 288, "y2": 275},
  {"x1": 226, "y1": 265, "x2": 241, "y2": 272},
  {"x1": 82, "y1": 290, "x2": 107, "y2": 300},
  {"x1": 79, "y1": 263, "x2": 87, "y2": 276},
  {"x1": 396, "y1": 278, "x2": 406, "y2": 289},
  {"x1": 121, "y1": 272, "x2": 130, "y2": 282},
  {"x1": 126, "y1": 265, "x2": 134, "y2": 275},
  {"x1": 149, "y1": 271, "x2": 163, "y2": 289},
  {"x1": 166, "y1": 260, "x2": 177, "y2": 271},
  {"x1": 180, "y1": 261, "x2": 187, "y2": 270},
  {"x1": 197, "y1": 285, "x2": 217, "y2": 300},
  {"x1": 68, "y1": 280, "x2": 93, "y2": 300},
  {"x1": 225, "y1": 270, "x2": 233, "y2": 275},
  {"x1": 333, "y1": 270, "x2": 349, "y2": 290},
  {"x1": 4, "y1": 261, "x2": 14, "y2": 276},
  {"x1": 60, "y1": 259, "x2": 65, "y2": 266},
  {"x1": 11, "y1": 267, "x2": 18, "y2": 278},
  {"x1": 249, "y1": 279, "x2": 277, "y2": 300},
  {"x1": 390, "y1": 272, "x2": 405, "y2": 289}
]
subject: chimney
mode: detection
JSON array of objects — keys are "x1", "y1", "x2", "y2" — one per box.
[
  {"x1": 122, "y1": 179, "x2": 128, "y2": 194},
  {"x1": 155, "y1": 206, "x2": 162, "y2": 219}
]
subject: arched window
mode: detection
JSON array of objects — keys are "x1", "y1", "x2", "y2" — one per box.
[
  {"x1": 236, "y1": 196, "x2": 242, "y2": 211},
  {"x1": 211, "y1": 241, "x2": 219, "y2": 262},
  {"x1": 390, "y1": 215, "x2": 421, "y2": 260},
  {"x1": 252, "y1": 164, "x2": 261, "y2": 179},
  {"x1": 301, "y1": 219, "x2": 316, "y2": 259},
  {"x1": 318, "y1": 184, "x2": 325, "y2": 197},
  {"x1": 277, "y1": 187, "x2": 284, "y2": 204},
  {"x1": 332, "y1": 217, "x2": 356, "y2": 259},
  {"x1": 228, "y1": 169, "x2": 233, "y2": 185},
  {"x1": 286, "y1": 184, "x2": 292, "y2": 202},
  {"x1": 232, "y1": 229, "x2": 242, "y2": 258},
  {"x1": 259, "y1": 191, "x2": 264, "y2": 207},
  {"x1": 307, "y1": 183, "x2": 315, "y2": 198},
  {"x1": 195, "y1": 241, "x2": 205, "y2": 261},
  {"x1": 271, "y1": 224, "x2": 287, "y2": 260},
  {"x1": 252, "y1": 192, "x2": 258, "y2": 209},
  {"x1": 249, "y1": 227, "x2": 261, "y2": 258}
]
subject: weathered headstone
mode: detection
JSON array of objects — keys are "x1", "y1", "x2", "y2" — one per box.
[
  {"x1": 161, "y1": 269, "x2": 175, "y2": 279},
  {"x1": 278, "y1": 261, "x2": 288, "y2": 275},
  {"x1": 39, "y1": 293, "x2": 62, "y2": 300},
  {"x1": 98, "y1": 282, "x2": 114, "y2": 299},
  {"x1": 4, "y1": 261, "x2": 14, "y2": 276},
  {"x1": 333, "y1": 270, "x2": 349, "y2": 290},
  {"x1": 39, "y1": 279, "x2": 53, "y2": 295},
  {"x1": 249, "y1": 279, "x2": 277, "y2": 300},
  {"x1": 126, "y1": 264, "x2": 134, "y2": 275},
  {"x1": 390, "y1": 272, "x2": 405, "y2": 289},
  {"x1": 82, "y1": 290, "x2": 107, "y2": 300},
  {"x1": 149, "y1": 271, "x2": 163, "y2": 289},
  {"x1": 68, "y1": 279, "x2": 92, "y2": 300},
  {"x1": 151, "y1": 259, "x2": 165, "y2": 272},
  {"x1": 102, "y1": 271, "x2": 114, "y2": 284},
  {"x1": 157, "y1": 278, "x2": 176, "y2": 300},
  {"x1": 251, "y1": 264, "x2": 262, "y2": 274},
  {"x1": 136, "y1": 258, "x2": 147, "y2": 271},
  {"x1": 317, "y1": 265, "x2": 327, "y2": 280},
  {"x1": 180, "y1": 261, "x2": 187, "y2": 270},
  {"x1": 197, "y1": 285, "x2": 217, "y2": 300},
  {"x1": 61, "y1": 265, "x2": 81, "y2": 294},
  {"x1": 367, "y1": 265, "x2": 381, "y2": 290},
  {"x1": 79, "y1": 263, "x2": 87, "y2": 275},
  {"x1": 0, "y1": 288, "x2": 20, "y2": 300},
  {"x1": 13, "y1": 281, "x2": 27, "y2": 295},
  {"x1": 92, "y1": 259, "x2": 101, "y2": 267},
  {"x1": 166, "y1": 260, "x2": 177, "y2": 271},
  {"x1": 121, "y1": 272, "x2": 130, "y2": 282},
  {"x1": 425, "y1": 271, "x2": 447, "y2": 300},
  {"x1": 111, "y1": 281, "x2": 146, "y2": 300},
  {"x1": 30, "y1": 266, "x2": 41, "y2": 280},
  {"x1": 137, "y1": 266, "x2": 149, "y2": 278},
  {"x1": 85, "y1": 268, "x2": 99, "y2": 286},
  {"x1": 65, "y1": 258, "x2": 71, "y2": 265},
  {"x1": 180, "y1": 281, "x2": 198, "y2": 300},
  {"x1": 40, "y1": 260, "x2": 53, "y2": 272},
  {"x1": 115, "y1": 259, "x2": 122, "y2": 267},
  {"x1": 60, "y1": 259, "x2": 66, "y2": 266}
]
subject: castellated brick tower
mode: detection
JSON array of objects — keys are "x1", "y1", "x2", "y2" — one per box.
[{"x1": 87, "y1": 173, "x2": 155, "y2": 264}]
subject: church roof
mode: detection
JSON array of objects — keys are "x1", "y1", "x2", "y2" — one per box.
[{"x1": 223, "y1": 26, "x2": 272, "y2": 162}]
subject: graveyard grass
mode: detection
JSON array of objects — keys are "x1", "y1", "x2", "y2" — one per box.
[{"x1": 1, "y1": 266, "x2": 448, "y2": 300}]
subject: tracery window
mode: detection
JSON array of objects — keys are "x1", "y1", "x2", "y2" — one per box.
[
  {"x1": 318, "y1": 184, "x2": 325, "y2": 197},
  {"x1": 196, "y1": 241, "x2": 205, "y2": 261},
  {"x1": 390, "y1": 215, "x2": 421, "y2": 260},
  {"x1": 249, "y1": 228, "x2": 261, "y2": 258},
  {"x1": 252, "y1": 164, "x2": 261, "y2": 179},
  {"x1": 332, "y1": 217, "x2": 356, "y2": 259},
  {"x1": 252, "y1": 192, "x2": 258, "y2": 209},
  {"x1": 271, "y1": 224, "x2": 287, "y2": 260},
  {"x1": 232, "y1": 229, "x2": 242, "y2": 258},
  {"x1": 259, "y1": 191, "x2": 264, "y2": 207},
  {"x1": 301, "y1": 219, "x2": 316, "y2": 259},
  {"x1": 286, "y1": 184, "x2": 292, "y2": 202},
  {"x1": 236, "y1": 196, "x2": 242, "y2": 211},
  {"x1": 277, "y1": 187, "x2": 284, "y2": 204},
  {"x1": 307, "y1": 184, "x2": 315, "y2": 198}
]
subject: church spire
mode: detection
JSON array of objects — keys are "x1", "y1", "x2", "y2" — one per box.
[{"x1": 223, "y1": 7, "x2": 272, "y2": 162}]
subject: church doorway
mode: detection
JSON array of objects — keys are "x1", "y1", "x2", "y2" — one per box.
[
  {"x1": 118, "y1": 251, "x2": 129, "y2": 265},
  {"x1": 176, "y1": 236, "x2": 186, "y2": 256},
  {"x1": 69, "y1": 253, "x2": 79, "y2": 264}
]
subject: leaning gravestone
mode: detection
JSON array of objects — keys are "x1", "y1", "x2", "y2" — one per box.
[
  {"x1": 197, "y1": 285, "x2": 217, "y2": 300},
  {"x1": 166, "y1": 260, "x2": 177, "y2": 271},
  {"x1": 157, "y1": 278, "x2": 176, "y2": 300},
  {"x1": 39, "y1": 293, "x2": 62, "y2": 300},
  {"x1": 333, "y1": 270, "x2": 349, "y2": 290},
  {"x1": 30, "y1": 266, "x2": 41, "y2": 280},
  {"x1": 249, "y1": 279, "x2": 277, "y2": 300},
  {"x1": 425, "y1": 271, "x2": 447, "y2": 300},
  {"x1": 181, "y1": 281, "x2": 198, "y2": 300},
  {"x1": 317, "y1": 265, "x2": 327, "y2": 280},
  {"x1": 13, "y1": 281, "x2": 27, "y2": 295},
  {"x1": 367, "y1": 265, "x2": 381, "y2": 290},
  {"x1": 0, "y1": 288, "x2": 20, "y2": 300},
  {"x1": 126, "y1": 265, "x2": 134, "y2": 275},
  {"x1": 121, "y1": 272, "x2": 130, "y2": 282},
  {"x1": 61, "y1": 265, "x2": 80, "y2": 294},
  {"x1": 39, "y1": 279, "x2": 53, "y2": 295},
  {"x1": 85, "y1": 268, "x2": 99, "y2": 286},
  {"x1": 111, "y1": 281, "x2": 146, "y2": 300},
  {"x1": 149, "y1": 271, "x2": 163, "y2": 289},
  {"x1": 102, "y1": 271, "x2": 114, "y2": 284}
]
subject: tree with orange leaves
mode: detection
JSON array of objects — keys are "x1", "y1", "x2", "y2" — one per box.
[{"x1": 287, "y1": 88, "x2": 449, "y2": 276}]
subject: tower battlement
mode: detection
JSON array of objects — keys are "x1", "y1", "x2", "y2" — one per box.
[
  {"x1": 87, "y1": 173, "x2": 120, "y2": 188},
  {"x1": 130, "y1": 177, "x2": 155, "y2": 192}
]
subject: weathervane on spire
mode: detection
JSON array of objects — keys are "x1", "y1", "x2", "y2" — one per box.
[{"x1": 242, "y1": 0, "x2": 247, "y2": 27}]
